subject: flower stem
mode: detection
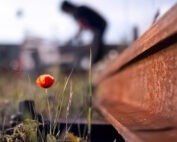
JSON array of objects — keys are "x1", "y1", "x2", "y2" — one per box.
[{"x1": 45, "y1": 89, "x2": 52, "y2": 134}]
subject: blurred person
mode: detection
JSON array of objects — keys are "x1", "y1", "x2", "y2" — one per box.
[{"x1": 60, "y1": 0, "x2": 107, "y2": 64}]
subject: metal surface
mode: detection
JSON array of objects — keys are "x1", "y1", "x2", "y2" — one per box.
[
  {"x1": 93, "y1": 3, "x2": 177, "y2": 85},
  {"x1": 94, "y1": 3, "x2": 177, "y2": 142}
]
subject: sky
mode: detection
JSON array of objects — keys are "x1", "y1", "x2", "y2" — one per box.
[{"x1": 0, "y1": 0, "x2": 176, "y2": 45}]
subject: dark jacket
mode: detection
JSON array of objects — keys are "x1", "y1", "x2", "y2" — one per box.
[{"x1": 74, "y1": 6, "x2": 107, "y2": 33}]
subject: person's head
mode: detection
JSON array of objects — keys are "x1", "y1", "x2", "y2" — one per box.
[{"x1": 61, "y1": 1, "x2": 77, "y2": 14}]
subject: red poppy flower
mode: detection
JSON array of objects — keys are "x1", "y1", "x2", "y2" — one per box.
[{"x1": 36, "y1": 74, "x2": 55, "y2": 88}]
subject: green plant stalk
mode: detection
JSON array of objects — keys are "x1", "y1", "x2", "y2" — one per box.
[
  {"x1": 2, "y1": 114, "x2": 6, "y2": 133},
  {"x1": 52, "y1": 69, "x2": 73, "y2": 135},
  {"x1": 66, "y1": 82, "x2": 73, "y2": 134},
  {"x1": 87, "y1": 47, "x2": 92, "y2": 141},
  {"x1": 45, "y1": 89, "x2": 52, "y2": 135}
]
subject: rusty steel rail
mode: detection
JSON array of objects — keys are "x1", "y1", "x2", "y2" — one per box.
[{"x1": 93, "y1": 3, "x2": 177, "y2": 142}]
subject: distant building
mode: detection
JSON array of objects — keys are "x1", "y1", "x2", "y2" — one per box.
[
  {"x1": 20, "y1": 37, "x2": 60, "y2": 76},
  {"x1": 0, "y1": 44, "x2": 20, "y2": 71},
  {"x1": 0, "y1": 37, "x2": 127, "y2": 76}
]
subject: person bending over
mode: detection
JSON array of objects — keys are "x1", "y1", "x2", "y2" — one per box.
[{"x1": 61, "y1": 0, "x2": 107, "y2": 64}]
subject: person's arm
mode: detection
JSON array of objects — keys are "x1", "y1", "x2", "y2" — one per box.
[
  {"x1": 72, "y1": 19, "x2": 86, "y2": 39},
  {"x1": 67, "y1": 23, "x2": 83, "y2": 44},
  {"x1": 74, "y1": 26, "x2": 83, "y2": 39}
]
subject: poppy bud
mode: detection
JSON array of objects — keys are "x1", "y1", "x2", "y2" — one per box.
[{"x1": 36, "y1": 74, "x2": 55, "y2": 88}]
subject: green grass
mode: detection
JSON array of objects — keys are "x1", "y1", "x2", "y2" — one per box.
[
  {"x1": 0, "y1": 67, "x2": 101, "y2": 126},
  {"x1": 0, "y1": 64, "x2": 105, "y2": 142}
]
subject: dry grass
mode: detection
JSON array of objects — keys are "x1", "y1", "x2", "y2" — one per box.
[{"x1": 0, "y1": 67, "x2": 101, "y2": 126}]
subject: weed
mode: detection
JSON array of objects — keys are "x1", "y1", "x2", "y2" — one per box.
[{"x1": 0, "y1": 47, "x2": 96, "y2": 141}]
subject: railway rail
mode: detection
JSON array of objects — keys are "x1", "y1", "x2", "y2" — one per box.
[{"x1": 93, "y1": 3, "x2": 177, "y2": 142}]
